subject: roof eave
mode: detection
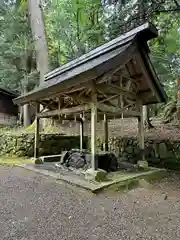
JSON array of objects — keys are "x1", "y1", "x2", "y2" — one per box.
[
  {"x1": 141, "y1": 51, "x2": 167, "y2": 104},
  {"x1": 0, "y1": 87, "x2": 18, "y2": 98}
]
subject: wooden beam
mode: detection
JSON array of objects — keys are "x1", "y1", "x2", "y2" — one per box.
[
  {"x1": 138, "y1": 104, "x2": 145, "y2": 160},
  {"x1": 91, "y1": 92, "x2": 98, "y2": 170},
  {"x1": 99, "y1": 95, "x2": 118, "y2": 103},
  {"x1": 122, "y1": 74, "x2": 139, "y2": 83},
  {"x1": 38, "y1": 104, "x2": 91, "y2": 118},
  {"x1": 97, "y1": 102, "x2": 140, "y2": 117},
  {"x1": 135, "y1": 52, "x2": 161, "y2": 102},
  {"x1": 34, "y1": 104, "x2": 40, "y2": 159},
  {"x1": 79, "y1": 117, "x2": 84, "y2": 151},
  {"x1": 96, "y1": 83, "x2": 137, "y2": 100},
  {"x1": 70, "y1": 92, "x2": 91, "y2": 104},
  {"x1": 103, "y1": 114, "x2": 108, "y2": 151},
  {"x1": 96, "y1": 65, "x2": 124, "y2": 84}
]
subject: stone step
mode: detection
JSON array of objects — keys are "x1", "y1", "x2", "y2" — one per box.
[{"x1": 39, "y1": 154, "x2": 62, "y2": 162}]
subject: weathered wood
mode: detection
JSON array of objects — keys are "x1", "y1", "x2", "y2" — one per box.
[
  {"x1": 96, "y1": 65, "x2": 124, "y2": 84},
  {"x1": 79, "y1": 117, "x2": 84, "y2": 151},
  {"x1": 14, "y1": 42, "x2": 136, "y2": 106},
  {"x1": 122, "y1": 74, "x2": 141, "y2": 83},
  {"x1": 69, "y1": 92, "x2": 91, "y2": 104},
  {"x1": 137, "y1": 91, "x2": 152, "y2": 100},
  {"x1": 91, "y1": 92, "x2": 98, "y2": 170},
  {"x1": 97, "y1": 102, "x2": 140, "y2": 117},
  {"x1": 34, "y1": 104, "x2": 40, "y2": 159},
  {"x1": 120, "y1": 78, "x2": 124, "y2": 154},
  {"x1": 38, "y1": 104, "x2": 91, "y2": 118},
  {"x1": 96, "y1": 83, "x2": 137, "y2": 100},
  {"x1": 138, "y1": 104, "x2": 145, "y2": 160},
  {"x1": 103, "y1": 114, "x2": 108, "y2": 151},
  {"x1": 14, "y1": 23, "x2": 166, "y2": 111},
  {"x1": 135, "y1": 52, "x2": 161, "y2": 102},
  {"x1": 99, "y1": 95, "x2": 119, "y2": 103}
]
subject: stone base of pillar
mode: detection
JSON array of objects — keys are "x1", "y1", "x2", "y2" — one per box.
[
  {"x1": 34, "y1": 158, "x2": 43, "y2": 165},
  {"x1": 137, "y1": 160, "x2": 149, "y2": 170},
  {"x1": 85, "y1": 168, "x2": 107, "y2": 182}
]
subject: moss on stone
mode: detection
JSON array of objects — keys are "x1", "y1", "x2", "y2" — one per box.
[
  {"x1": 35, "y1": 158, "x2": 43, "y2": 165},
  {"x1": 0, "y1": 156, "x2": 31, "y2": 166},
  {"x1": 106, "y1": 179, "x2": 139, "y2": 192}
]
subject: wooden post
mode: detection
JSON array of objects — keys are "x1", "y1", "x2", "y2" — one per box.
[
  {"x1": 79, "y1": 118, "x2": 84, "y2": 151},
  {"x1": 138, "y1": 104, "x2": 145, "y2": 161},
  {"x1": 34, "y1": 103, "x2": 40, "y2": 159},
  {"x1": 91, "y1": 102, "x2": 97, "y2": 170},
  {"x1": 103, "y1": 113, "x2": 108, "y2": 151}
]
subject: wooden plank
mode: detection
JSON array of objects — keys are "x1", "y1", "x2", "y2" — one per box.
[
  {"x1": 97, "y1": 102, "x2": 140, "y2": 117},
  {"x1": 34, "y1": 104, "x2": 40, "y2": 159},
  {"x1": 96, "y1": 83, "x2": 137, "y2": 100},
  {"x1": 38, "y1": 104, "x2": 91, "y2": 118},
  {"x1": 103, "y1": 114, "x2": 108, "y2": 151}
]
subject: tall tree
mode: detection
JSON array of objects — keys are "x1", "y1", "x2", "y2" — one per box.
[
  {"x1": 0, "y1": 1, "x2": 38, "y2": 126},
  {"x1": 27, "y1": 0, "x2": 49, "y2": 84}
]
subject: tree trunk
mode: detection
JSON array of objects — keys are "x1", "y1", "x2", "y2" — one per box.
[
  {"x1": 28, "y1": 0, "x2": 50, "y2": 130},
  {"x1": 27, "y1": 0, "x2": 49, "y2": 84},
  {"x1": 23, "y1": 85, "x2": 31, "y2": 127},
  {"x1": 143, "y1": 105, "x2": 154, "y2": 130}
]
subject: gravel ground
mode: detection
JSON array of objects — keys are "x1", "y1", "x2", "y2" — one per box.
[{"x1": 1, "y1": 166, "x2": 180, "y2": 240}]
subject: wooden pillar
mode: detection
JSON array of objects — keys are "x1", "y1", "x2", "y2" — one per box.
[
  {"x1": 138, "y1": 104, "x2": 145, "y2": 160},
  {"x1": 79, "y1": 118, "x2": 84, "y2": 151},
  {"x1": 91, "y1": 102, "x2": 97, "y2": 170},
  {"x1": 34, "y1": 103, "x2": 40, "y2": 159},
  {"x1": 103, "y1": 113, "x2": 108, "y2": 151}
]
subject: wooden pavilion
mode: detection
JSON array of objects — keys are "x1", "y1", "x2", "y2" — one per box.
[{"x1": 14, "y1": 22, "x2": 167, "y2": 170}]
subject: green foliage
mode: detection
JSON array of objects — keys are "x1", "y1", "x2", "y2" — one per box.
[
  {"x1": 149, "y1": 12, "x2": 180, "y2": 119},
  {"x1": 0, "y1": 0, "x2": 179, "y2": 121},
  {"x1": 45, "y1": 0, "x2": 105, "y2": 67},
  {"x1": 0, "y1": 1, "x2": 37, "y2": 92}
]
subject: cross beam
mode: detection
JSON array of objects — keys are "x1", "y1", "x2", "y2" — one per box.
[
  {"x1": 97, "y1": 102, "x2": 140, "y2": 117},
  {"x1": 37, "y1": 104, "x2": 91, "y2": 118},
  {"x1": 96, "y1": 83, "x2": 137, "y2": 100}
]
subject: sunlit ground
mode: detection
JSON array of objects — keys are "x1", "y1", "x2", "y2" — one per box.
[{"x1": 0, "y1": 157, "x2": 32, "y2": 166}]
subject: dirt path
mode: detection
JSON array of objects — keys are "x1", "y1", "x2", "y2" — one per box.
[{"x1": 0, "y1": 166, "x2": 180, "y2": 240}]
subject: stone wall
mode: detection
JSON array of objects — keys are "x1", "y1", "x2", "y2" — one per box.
[
  {"x1": 96, "y1": 137, "x2": 180, "y2": 170},
  {"x1": 0, "y1": 133, "x2": 86, "y2": 157},
  {"x1": 0, "y1": 132, "x2": 180, "y2": 170},
  {"x1": 0, "y1": 113, "x2": 17, "y2": 125}
]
